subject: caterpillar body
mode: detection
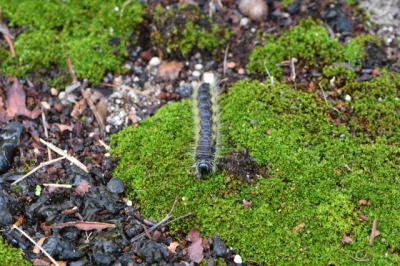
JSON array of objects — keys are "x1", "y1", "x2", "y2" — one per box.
[{"x1": 192, "y1": 73, "x2": 220, "y2": 178}]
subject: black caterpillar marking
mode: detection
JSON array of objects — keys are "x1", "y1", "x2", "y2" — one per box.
[{"x1": 192, "y1": 75, "x2": 219, "y2": 178}]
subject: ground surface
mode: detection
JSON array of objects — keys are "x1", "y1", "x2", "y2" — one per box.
[{"x1": 0, "y1": 0, "x2": 399, "y2": 265}]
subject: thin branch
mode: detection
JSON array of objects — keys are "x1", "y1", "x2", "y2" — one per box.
[
  {"x1": 3, "y1": 34, "x2": 16, "y2": 58},
  {"x1": 98, "y1": 139, "x2": 110, "y2": 150},
  {"x1": 131, "y1": 197, "x2": 185, "y2": 242},
  {"x1": 41, "y1": 108, "x2": 52, "y2": 160},
  {"x1": 141, "y1": 223, "x2": 152, "y2": 240},
  {"x1": 12, "y1": 225, "x2": 60, "y2": 266},
  {"x1": 223, "y1": 43, "x2": 230, "y2": 77},
  {"x1": 318, "y1": 83, "x2": 340, "y2": 113},
  {"x1": 43, "y1": 183, "x2": 73, "y2": 189},
  {"x1": 39, "y1": 138, "x2": 88, "y2": 173},
  {"x1": 11, "y1": 156, "x2": 66, "y2": 185},
  {"x1": 370, "y1": 219, "x2": 378, "y2": 246}
]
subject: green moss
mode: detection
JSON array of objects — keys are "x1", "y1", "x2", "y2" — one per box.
[
  {"x1": 150, "y1": 4, "x2": 231, "y2": 57},
  {"x1": 0, "y1": 237, "x2": 29, "y2": 265},
  {"x1": 0, "y1": 0, "x2": 145, "y2": 83},
  {"x1": 111, "y1": 77, "x2": 400, "y2": 264},
  {"x1": 248, "y1": 18, "x2": 380, "y2": 80}
]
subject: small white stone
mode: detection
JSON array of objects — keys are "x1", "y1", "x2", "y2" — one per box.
[
  {"x1": 234, "y1": 254, "x2": 242, "y2": 264},
  {"x1": 50, "y1": 88, "x2": 58, "y2": 96},
  {"x1": 126, "y1": 200, "x2": 132, "y2": 207},
  {"x1": 194, "y1": 63, "x2": 203, "y2": 70},
  {"x1": 116, "y1": 99, "x2": 121, "y2": 104},
  {"x1": 105, "y1": 153, "x2": 110, "y2": 157},
  {"x1": 344, "y1": 94, "x2": 351, "y2": 101},
  {"x1": 149, "y1": 57, "x2": 161, "y2": 66},
  {"x1": 192, "y1": 70, "x2": 201, "y2": 77},
  {"x1": 114, "y1": 6, "x2": 119, "y2": 12},
  {"x1": 240, "y1": 17, "x2": 249, "y2": 26},
  {"x1": 203, "y1": 72, "x2": 216, "y2": 84},
  {"x1": 238, "y1": 68, "x2": 245, "y2": 75}
]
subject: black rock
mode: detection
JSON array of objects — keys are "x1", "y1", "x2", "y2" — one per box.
[
  {"x1": 132, "y1": 240, "x2": 170, "y2": 264},
  {"x1": 0, "y1": 122, "x2": 24, "y2": 174},
  {"x1": 213, "y1": 235, "x2": 228, "y2": 258},
  {"x1": 107, "y1": 178, "x2": 124, "y2": 194}
]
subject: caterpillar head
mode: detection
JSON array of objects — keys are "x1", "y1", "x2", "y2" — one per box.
[{"x1": 196, "y1": 159, "x2": 213, "y2": 178}]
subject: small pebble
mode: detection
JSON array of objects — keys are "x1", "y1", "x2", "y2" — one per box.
[
  {"x1": 149, "y1": 57, "x2": 161, "y2": 66},
  {"x1": 194, "y1": 64, "x2": 203, "y2": 70},
  {"x1": 240, "y1": 17, "x2": 249, "y2": 26},
  {"x1": 234, "y1": 254, "x2": 242, "y2": 264},
  {"x1": 126, "y1": 200, "x2": 132, "y2": 207},
  {"x1": 192, "y1": 70, "x2": 201, "y2": 78},
  {"x1": 238, "y1": 68, "x2": 245, "y2": 75},
  {"x1": 344, "y1": 94, "x2": 351, "y2": 101},
  {"x1": 50, "y1": 88, "x2": 58, "y2": 96},
  {"x1": 239, "y1": 0, "x2": 268, "y2": 21}
]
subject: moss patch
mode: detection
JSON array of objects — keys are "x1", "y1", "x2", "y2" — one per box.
[
  {"x1": 247, "y1": 18, "x2": 382, "y2": 79},
  {"x1": 150, "y1": 4, "x2": 231, "y2": 58},
  {"x1": 0, "y1": 0, "x2": 145, "y2": 84},
  {"x1": 0, "y1": 237, "x2": 29, "y2": 265},
  {"x1": 111, "y1": 76, "x2": 400, "y2": 264}
]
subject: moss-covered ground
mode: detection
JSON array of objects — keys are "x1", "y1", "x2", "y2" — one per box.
[{"x1": 0, "y1": 0, "x2": 145, "y2": 84}]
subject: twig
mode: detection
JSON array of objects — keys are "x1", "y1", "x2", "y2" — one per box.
[
  {"x1": 3, "y1": 34, "x2": 16, "y2": 58},
  {"x1": 39, "y1": 138, "x2": 88, "y2": 173},
  {"x1": 79, "y1": 80, "x2": 106, "y2": 139},
  {"x1": 66, "y1": 55, "x2": 78, "y2": 83},
  {"x1": 263, "y1": 60, "x2": 274, "y2": 85},
  {"x1": 163, "y1": 212, "x2": 195, "y2": 226},
  {"x1": 223, "y1": 43, "x2": 230, "y2": 77},
  {"x1": 131, "y1": 197, "x2": 182, "y2": 242},
  {"x1": 43, "y1": 183, "x2": 73, "y2": 189},
  {"x1": 370, "y1": 219, "x2": 378, "y2": 246},
  {"x1": 141, "y1": 223, "x2": 152, "y2": 240},
  {"x1": 11, "y1": 156, "x2": 66, "y2": 185},
  {"x1": 41, "y1": 108, "x2": 52, "y2": 160},
  {"x1": 318, "y1": 83, "x2": 340, "y2": 113},
  {"x1": 343, "y1": 164, "x2": 353, "y2": 172},
  {"x1": 12, "y1": 225, "x2": 60, "y2": 266},
  {"x1": 289, "y1": 57, "x2": 297, "y2": 83},
  {"x1": 98, "y1": 139, "x2": 111, "y2": 150},
  {"x1": 347, "y1": 249, "x2": 370, "y2": 262}
]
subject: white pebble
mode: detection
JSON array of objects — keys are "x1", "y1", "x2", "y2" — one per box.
[
  {"x1": 240, "y1": 17, "x2": 249, "y2": 26},
  {"x1": 149, "y1": 57, "x2": 161, "y2": 66},
  {"x1": 126, "y1": 200, "x2": 132, "y2": 207},
  {"x1": 239, "y1": 0, "x2": 268, "y2": 21},
  {"x1": 194, "y1": 63, "x2": 203, "y2": 70},
  {"x1": 50, "y1": 88, "x2": 58, "y2": 96},
  {"x1": 234, "y1": 254, "x2": 242, "y2": 264},
  {"x1": 344, "y1": 94, "x2": 351, "y2": 101},
  {"x1": 192, "y1": 70, "x2": 201, "y2": 77}
]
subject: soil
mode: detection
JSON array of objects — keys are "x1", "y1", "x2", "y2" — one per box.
[{"x1": 0, "y1": 0, "x2": 399, "y2": 265}]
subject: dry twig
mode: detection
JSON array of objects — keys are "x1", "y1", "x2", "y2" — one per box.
[
  {"x1": 370, "y1": 219, "x2": 378, "y2": 246},
  {"x1": 41, "y1": 108, "x2": 52, "y2": 160},
  {"x1": 12, "y1": 225, "x2": 60, "y2": 266},
  {"x1": 39, "y1": 138, "x2": 88, "y2": 173},
  {"x1": 11, "y1": 156, "x2": 66, "y2": 185},
  {"x1": 43, "y1": 183, "x2": 73, "y2": 189}
]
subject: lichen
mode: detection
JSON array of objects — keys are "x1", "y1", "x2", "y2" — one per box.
[
  {"x1": 111, "y1": 75, "x2": 400, "y2": 264},
  {"x1": 0, "y1": 0, "x2": 146, "y2": 84}
]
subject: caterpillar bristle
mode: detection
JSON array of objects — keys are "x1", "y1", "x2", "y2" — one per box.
[{"x1": 192, "y1": 72, "x2": 220, "y2": 178}]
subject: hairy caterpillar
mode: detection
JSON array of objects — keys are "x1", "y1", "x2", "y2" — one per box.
[{"x1": 192, "y1": 73, "x2": 220, "y2": 178}]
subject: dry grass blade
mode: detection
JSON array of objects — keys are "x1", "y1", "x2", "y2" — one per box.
[
  {"x1": 11, "y1": 156, "x2": 66, "y2": 185},
  {"x1": 39, "y1": 138, "x2": 88, "y2": 173},
  {"x1": 43, "y1": 183, "x2": 73, "y2": 189},
  {"x1": 51, "y1": 221, "x2": 116, "y2": 230}
]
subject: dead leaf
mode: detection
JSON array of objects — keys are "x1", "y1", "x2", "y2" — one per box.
[
  {"x1": 358, "y1": 199, "x2": 372, "y2": 206},
  {"x1": 187, "y1": 228, "x2": 204, "y2": 263},
  {"x1": 341, "y1": 234, "x2": 352, "y2": 245},
  {"x1": 73, "y1": 180, "x2": 91, "y2": 196},
  {"x1": 70, "y1": 98, "x2": 87, "y2": 118},
  {"x1": 55, "y1": 123, "x2": 74, "y2": 132},
  {"x1": 157, "y1": 60, "x2": 183, "y2": 80},
  {"x1": 33, "y1": 237, "x2": 47, "y2": 254},
  {"x1": 5, "y1": 78, "x2": 41, "y2": 120},
  {"x1": 359, "y1": 215, "x2": 370, "y2": 221},
  {"x1": 51, "y1": 221, "x2": 115, "y2": 230},
  {"x1": 293, "y1": 222, "x2": 305, "y2": 230},
  {"x1": 168, "y1": 241, "x2": 180, "y2": 253}
]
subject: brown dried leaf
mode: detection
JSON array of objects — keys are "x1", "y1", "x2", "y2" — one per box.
[
  {"x1": 70, "y1": 98, "x2": 87, "y2": 118},
  {"x1": 5, "y1": 78, "x2": 41, "y2": 120},
  {"x1": 73, "y1": 180, "x2": 91, "y2": 196},
  {"x1": 51, "y1": 221, "x2": 115, "y2": 230},
  {"x1": 168, "y1": 241, "x2": 180, "y2": 253},
  {"x1": 358, "y1": 199, "x2": 372, "y2": 206},
  {"x1": 55, "y1": 123, "x2": 73, "y2": 132},
  {"x1": 157, "y1": 60, "x2": 184, "y2": 80},
  {"x1": 341, "y1": 234, "x2": 352, "y2": 245},
  {"x1": 187, "y1": 228, "x2": 204, "y2": 263},
  {"x1": 359, "y1": 214, "x2": 370, "y2": 221},
  {"x1": 293, "y1": 222, "x2": 305, "y2": 230},
  {"x1": 33, "y1": 237, "x2": 47, "y2": 254}
]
